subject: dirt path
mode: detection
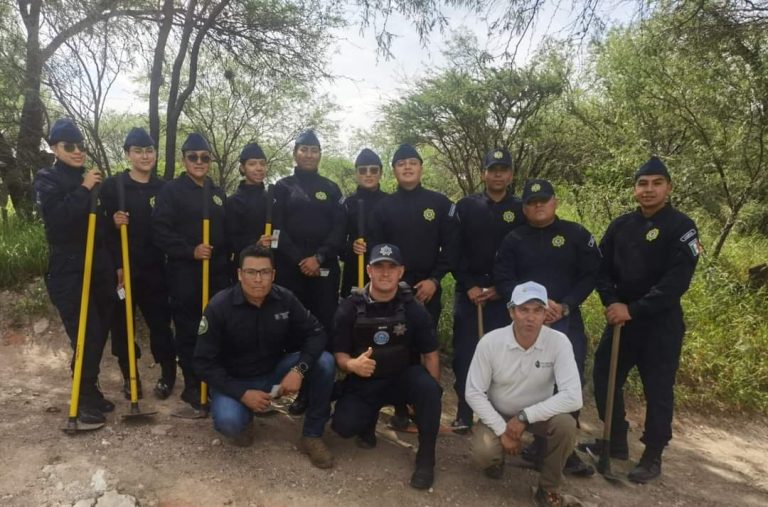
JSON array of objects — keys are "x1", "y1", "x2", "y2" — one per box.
[{"x1": 1, "y1": 295, "x2": 767, "y2": 507}]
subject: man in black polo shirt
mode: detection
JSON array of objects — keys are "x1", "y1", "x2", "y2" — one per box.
[{"x1": 194, "y1": 245, "x2": 336, "y2": 468}]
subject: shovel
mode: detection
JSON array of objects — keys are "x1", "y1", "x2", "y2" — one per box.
[
  {"x1": 63, "y1": 184, "x2": 105, "y2": 434},
  {"x1": 117, "y1": 173, "x2": 157, "y2": 421}
]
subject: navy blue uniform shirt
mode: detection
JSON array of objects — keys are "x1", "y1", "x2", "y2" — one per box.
[
  {"x1": 453, "y1": 191, "x2": 524, "y2": 291},
  {"x1": 272, "y1": 168, "x2": 346, "y2": 265},
  {"x1": 369, "y1": 184, "x2": 459, "y2": 285},
  {"x1": 494, "y1": 217, "x2": 601, "y2": 306},
  {"x1": 596, "y1": 204, "x2": 700, "y2": 318},
  {"x1": 194, "y1": 283, "x2": 326, "y2": 400},
  {"x1": 225, "y1": 181, "x2": 268, "y2": 259}
]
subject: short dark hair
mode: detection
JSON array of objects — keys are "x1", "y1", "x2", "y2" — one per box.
[{"x1": 238, "y1": 244, "x2": 274, "y2": 268}]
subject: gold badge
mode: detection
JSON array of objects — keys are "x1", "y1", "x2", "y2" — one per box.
[
  {"x1": 315, "y1": 191, "x2": 327, "y2": 201},
  {"x1": 212, "y1": 195, "x2": 223, "y2": 206},
  {"x1": 423, "y1": 208, "x2": 436, "y2": 221},
  {"x1": 503, "y1": 210, "x2": 515, "y2": 223},
  {"x1": 646, "y1": 228, "x2": 659, "y2": 241},
  {"x1": 552, "y1": 235, "x2": 565, "y2": 247},
  {"x1": 149, "y1": 196, "x2": 156, "y2": 208},
  {"x1": 197, "y1": 316, "x2": 208, "y2": 335},
  {"x1": 494, "y1": 150, "x2": 503, "y2": 159},
  {"x1": 531, "y1": 183, "x2": 541, "y2": 192}
]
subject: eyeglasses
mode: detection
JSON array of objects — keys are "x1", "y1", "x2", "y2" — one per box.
[
  {"x1": 185, "y1": 153, "x2": 211, "y2": 163},
  {"x1": 241, "y1": 267, "x2": 274, "y2": 279},
  {"x1": 129, "y1": 147, "x2": 156, "y2": 156},
  {"x1": 357, "y1": 166, "x2": 380, "y2": 176},
  {"x1": 61, "y1": 142, "x2": 86, "y2": 153}
]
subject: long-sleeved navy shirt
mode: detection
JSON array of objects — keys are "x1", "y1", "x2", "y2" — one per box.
[
  {"x1": 369, "y1": 184, "x2": 459, "y2": 286},
  {"x1": 100, "y1": 170, "x2": 166, "y2": 271},
  {"x1": 225, "y1": 181, "x2": 269, "y2": 260},
  {"x1": 194, "y1": 283, "x2": 327, "y2": 400},
  {"x1": 494, "y1": 217, "x2": 601, "y2": 307},
  {"x1": 272, "y1": 168, "x2": 346, "y2": 265},
  {"x1": 453, "y1": 191, "x2": 525, "y2": 292},
  {"x1": 596, "y1": 205, "x2": 700, "y2": 318},
  {"x1": 340, "y1": 185, "x2": 388, "y2": 294}
]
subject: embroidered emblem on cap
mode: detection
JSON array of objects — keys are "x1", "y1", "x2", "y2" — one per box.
[
  {"x1": 646, "y1": 228, "x2": 660, "y2": 241},
  {"x1": 552, "y1": 235, "x2": 565, "y2": 247},
  {"x1": 530, "y1": 183, "x2": 541, "y2": 192},
  {"x1": 315, "y1": 191, "x2": 327, "y2": 201},
  {"x1": 149, "y1": 196, "x2": 156, "y2": 208},
  {"x1": 197, "y1": 316, "x2": 208, "y2": 335},
  {"x1": 393, "y1": 323, "x2": 407, "y2": 336},
  {"x1": 494, "y1": 150, "x2": 503, "y2": 159},
  {"x1": 503, "y1": 210, "x2": 515, "y2": 223},
  {"x1": 379, "y1": 245, "x2": 393, "y2": 256},
  {"x1": 213, "y1": 195, "x2": 223, "y2": 206},
  {"x1": 373, "y1": 331, "x2": 390, "y2": 345},
  {"x1": 423, "y1": 208, "x2": 436, "y2": 221}
]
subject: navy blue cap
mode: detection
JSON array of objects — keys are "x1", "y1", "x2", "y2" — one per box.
[
  {"x1": 634, "y1": 156, "x2": 671, "y2": 181},
  {"x1": 484, "y1": 148, "x2": 512, "y2": 170},
  {"x1": 48, "y1": 118, "x2": 83, "y2": 145},
  {"x1": 123, "y1": 127, "x2": 155, "y2": 150},
  {"x1": 294, "y1": 129, "x2": 321, "y2": 148},
  {"x1": 522, "y1": 179, "x2": 556, "y2": 204},
  {"x1": 355, "y1": 148, "x2": 382, "y2": 168},
  {"x1": 391, "y1": 144, "x2": 422, "y2": 166},
  {"x1": 239, "y1": 142, "x2": 266, "y2": 163},
  {"x1": 181, "y1": 133, "x2": 211, "y2": 152},
  {"x1": 368, "y1": 243, "x2": 403, "y2": 266}
]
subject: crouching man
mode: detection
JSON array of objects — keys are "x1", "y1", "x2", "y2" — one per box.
[
  {"x1": 194, "y1": 245, "x2": 336, "y2": 468},
  {"x1": 466, "y1": 281, "x2": 582, "y2": 507}
]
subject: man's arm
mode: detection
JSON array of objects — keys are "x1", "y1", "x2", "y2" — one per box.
[
  {"x1": 429, "y1": 197, "x2": 460, "y2": 282},
  {"x1": 522, "y1": 335, "x2": 583, "y2": 423},
  {"x1": 151, "y1": 184, "x2": 196, "y2": 260},
  {"x1": 421, "y1": 350, "x2": 440, "y2": 382},
  {"x1": 316, "y1": 182, "x2": 347, "y2": 262},
  {"x1": 493, "y1": 232, "x2": 519, "y2": 304},
  {"x1": 562, "y1": 226, "x2": 602, "y2": 308},
  {"x1": 465, "y1": 339, "x2": 508, "y2": 436},
  {"x1": 595, "y1": 220, "x2": 620, "y2": 307}
]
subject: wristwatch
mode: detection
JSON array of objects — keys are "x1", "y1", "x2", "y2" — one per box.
[
  {"x1": 516, "y1": 410, "x2": 529, "y2": 425},
  {"x1": 291, "y1": 361, "x2": 310, "y2": 377},
  {"x1": 561, "y1": 303, "x2": 570, "y2": 317}
]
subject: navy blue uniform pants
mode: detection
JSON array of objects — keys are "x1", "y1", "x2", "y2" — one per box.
[
  {"x1": 452, "y1": 292, "x2": 510, "y2": 423},
  {"x1": 275, "y1": 259, "x2": 339, "y2": 335},
  {"x1": 332, "y1": 365, "x2": 442, "y2": 467},
  {"x1": 592, "y1": 311, "x2": 684, "y2": 450},
  {"x1": 548, "y1": 307, "x2": 588, "y2": 384}
]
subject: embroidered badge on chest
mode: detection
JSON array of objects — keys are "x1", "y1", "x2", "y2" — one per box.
[
  {"x1": 149, "y1": 196, "x2": 156, "y2": 208},
  {"x1": 423, "y1": 208, "x2": 436, "y2": 221},
  {"x1": 393, "y1": 323, "x2": 407, "y2": 336},
  {"x1": 552, "y1": 235, "x2": 565, "y2": 247},
  {"x1": 213, "y1": 195, "x2": 223, "y2": 206},
  {"x1": 646, "y1": 228, "x2": 660, "y2": 241},
  {"x1": 373, "y1": 330, "x2": 390, "y2": 345},
  {"x1": 503, "y1": 210, "x2": 515, "y2": 223},
  {"x1": 315, "y1": 191, "x2": 327, "y2": 201}
]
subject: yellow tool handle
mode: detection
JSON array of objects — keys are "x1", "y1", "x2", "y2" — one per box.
[
  {"x1": 120, "y1": 224, "x2": 141, "y2": 403},
  {"x1": 201, "y1": 218, "x2": 210, "y2": 407},
  {"x1": 264, "y1": 223, "x2": 272, "y2": 237},
  {"x1": 357, "y1": 238, "x2": 364, "y2": 288}
]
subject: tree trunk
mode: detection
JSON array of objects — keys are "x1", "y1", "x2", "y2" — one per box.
[{"x1": 149, "y1": 0, "x2": 175, "y2": 178}]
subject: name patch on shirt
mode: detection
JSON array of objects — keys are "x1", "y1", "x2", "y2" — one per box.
[
  {"x1": 535, "y1": 360, "x2": 554, "y2": 368},
  {"x1": 274, "y1": 311, "x2": 290, "y2": 321}
]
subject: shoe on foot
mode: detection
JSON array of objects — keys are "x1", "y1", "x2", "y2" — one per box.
[
  {"x1": 577, "y1": 439, "x2": 629, "y2": 460},
  {"x1": 563, "y1": 451, "x2": 594, "y2": 477},
  {"x1": 522, "y1": 437, "x2": 544, "y2": 464},
  {"x1": 628, "y1": 447, "x2": 662, "y2": 484},
  {"x1": 389, "y1": 412, "x2": 410, "y2": 431},
  {"x1": 122, "y1": 378, "x2": 143, "y2": 400},
  {"x1": 451, "y1": 417, "x2": 471, "y2": 435},
  {"x1": 288, "y1": 392, "x2": 308, "y2": 416},
  {"x1": 77, "y1": 406, "x2": 106, "y2": 425},
  {"x1": 154, "y1": 378, "x2": 173, "y2": 400},
  {"x1": 299, "y1": 436, "x2": 334, "y2": 469},
  {"x1": 534, "y1": 487, "x2": 563, "y2": 507},
  {"x1": 409, "y1": 465, "x2": 434, "y2": 490},
  {"x1": 82, "y1": 384, "x2": 114, "y2": 413},
  {"x1": 483, "y1": 463, "x2": 504, "y2": 480},
  {"x1": 180, "y1": 387, "x2": 202, "y2": 410},
  {"x1": 356, "y1": 429, "x2": 377, "y2": 449}
]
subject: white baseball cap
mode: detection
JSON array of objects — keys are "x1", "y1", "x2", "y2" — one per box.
[{"x1": 506, "y1": 281, "x2": 549, "y2": 309}]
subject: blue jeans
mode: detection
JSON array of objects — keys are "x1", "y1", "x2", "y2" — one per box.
[{"x1": 210, "y1": 351, "x2": 335, "y2": 438}]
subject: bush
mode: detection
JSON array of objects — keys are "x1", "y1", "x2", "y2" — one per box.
[{"x1": 0, "y1": 216, "x2": 48, "y2": 288}]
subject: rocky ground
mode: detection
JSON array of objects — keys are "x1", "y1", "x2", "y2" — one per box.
[{"x1": 1, "y1": 284, "x2": 767, "y2": 507}]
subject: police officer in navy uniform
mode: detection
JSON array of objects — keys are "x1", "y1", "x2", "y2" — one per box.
[
  {"x1": 331, "y1": 243, "x2": 442, "y2": 490},
  {"x1": 225, "y1": 142, "x2": 273, "y2": 278},
  {"x1": 194, "y1": 245, "x2": 336, "y2": 468},
  {"x1": 34, "y1": 118, "x2": 117, "y2": 424},
  {"x1": 340, "y1": 148, "x2": 388, "y2": 297},
  {"x1": 451, "y1": 148, "x2": 524, "y2": 432},
  {"x1": 494, "y1": 178, "x2": 600, "y2": 476},
  {"x1": 100, "y1": 127, "x2": 177, "y2": 400},
  {"x1": 580, "y1": 157, "x2": 700, "y2": 484},
  {"x1": 151, "y1": 133, "x2": 229, "y2": 409}
]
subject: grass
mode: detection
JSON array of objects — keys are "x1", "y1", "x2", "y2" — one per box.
[{"x1": 0, "y1": 215, "x2": 48, "y2": 289}]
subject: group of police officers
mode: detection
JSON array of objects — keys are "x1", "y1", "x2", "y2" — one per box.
[{"x1": 34, "y1": 117, "x2": 700, "y2": 505}]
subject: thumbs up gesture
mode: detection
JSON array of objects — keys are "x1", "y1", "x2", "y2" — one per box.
[{"x1": 351, "y1": 347, "x2": 376, "y2": 378}]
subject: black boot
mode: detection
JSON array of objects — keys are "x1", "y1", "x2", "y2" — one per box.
[
  {"x1": 80, "y1": 380, "x2": 114, "y2": 414},
  {"x1": 628, "y1": 446, "x2": 663, "y2": 484},
  {"x1": 180, "y1": 372, "x2": 202, "y2": 409},
  {"x1": 578, "y1": 431, "x2": 629, "y2": 461},
  {"x1": 154, "y1": 360, "x2": 177, "y2": 400},
  {"x1": 390, "y1": 404, "x2": 410, "y2": 431},
  {"x1": 119, "y1": 360, "x2": 143, "y2": 400},
  {"x1": 288, "y1": 385, "x2": 309, "y2": 416}
]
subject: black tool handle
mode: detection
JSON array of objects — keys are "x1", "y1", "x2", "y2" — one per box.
[
  {"x1": 265, "y1": 185, "x2": 273, "y2": 223},
  {"x1": 117, "y1": 172, "x2": 126, "y2": 212},
  {"x1": 357, "y1": 199, "x2": 365, "y2": 238},
  {"x1": 202, "y1": 179, "x2": 210, "y2": 220},
  {"x1": 90, "y1": 183, "x2": 101, "y2": 214}
]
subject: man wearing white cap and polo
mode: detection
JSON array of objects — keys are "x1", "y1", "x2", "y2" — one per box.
[{"x1": 465, "y1": 281, "x2": 582, "y2": 507}]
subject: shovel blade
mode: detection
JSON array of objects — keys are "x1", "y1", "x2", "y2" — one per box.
[{"x1": 62, "y1": 419, "x2": 105, "y2": 434}]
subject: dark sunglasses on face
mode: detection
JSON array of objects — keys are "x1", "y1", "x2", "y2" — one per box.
[
  {"x1": 186, "y1": 153, "x2": 211, "y2": 163},
  {"x1": 357, "y1": 165, "x2": 380, "y2": 175},
  {"x1": 61, "y1": 142, "x2": 86, "y2": 153}
]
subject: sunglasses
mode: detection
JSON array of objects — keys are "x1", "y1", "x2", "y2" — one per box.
[
  {"x1": 61, "y1": 142, "x2": 86, "y2": 153},
  {"x1": 185, "y1": 153, "x2": 211, "y2": 163},
  {"x1": 357, "y1": 166, "x2": 380, "y2": 175}
]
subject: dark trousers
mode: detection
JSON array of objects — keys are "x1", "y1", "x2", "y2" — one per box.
[
  {"x1": 275, "y1": 258, "x2": 339, "y2": 334},
  {"x1": 45, "y1": 249, "x2": 116, "y2": 398},
  {"x1": 548, "y1": 307, "x2": 588, "y2": 384},
  {"x1": 110, "y1": 266, "x2": 175, "y2": 367},
  {"x1": 332, "y1": 365, "x2": 442, "y2": 467},
  {"x1": 452, "y1": 292, "x2": 510, "y2": 422},
  {"x1": 592, "y1": 312, "x2": 685, "y2": 450}
]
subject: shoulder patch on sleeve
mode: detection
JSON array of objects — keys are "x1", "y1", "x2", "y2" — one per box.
[
  {"x1": 680, "y1": 228, "x2": 697, "y2": 243},
  {"x1": 448, "y1": 203, "x2": 456, "y2": 217}
]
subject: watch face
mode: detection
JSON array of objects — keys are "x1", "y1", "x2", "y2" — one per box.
[{"x1": 298, "y1": 362, "x2": 309, "y2": 373}]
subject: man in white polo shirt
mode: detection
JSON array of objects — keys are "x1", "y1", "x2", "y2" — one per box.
[{"x1": 466, "y1": 281, "x2": 582, "y2": 507}]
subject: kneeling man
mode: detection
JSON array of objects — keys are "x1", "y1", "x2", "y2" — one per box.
[
  {"x1": 466, "y1": 281, "x2": 582, "y2": 507},
  {"x1": 331, "y1": 243, "x2": 442, "y2": 490},
  {"x1": 194, "y1": 245, "x2": 336, "y2": 468}
]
